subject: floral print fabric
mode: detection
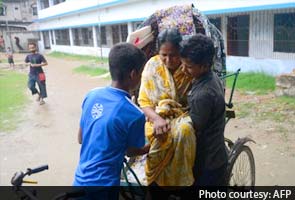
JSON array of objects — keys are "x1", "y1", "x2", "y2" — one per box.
[{"x1": 137, "y1": 55, "x2": 196, "y2": 186}]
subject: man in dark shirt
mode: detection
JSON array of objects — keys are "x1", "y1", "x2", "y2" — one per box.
[
  {"x1": 25, "y1": 43, "x2": 48, "y2": 105},
  {"x1": 180, "y1": 34, "x2": 228, "y2": 186},
  {"x1": 14, "y1": 36, "x2": 24, "y2": 51}
]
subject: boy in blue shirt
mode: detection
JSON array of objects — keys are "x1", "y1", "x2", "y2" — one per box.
[{"x1": 73, "y1": 43, "x2": 149, "y2": 192}]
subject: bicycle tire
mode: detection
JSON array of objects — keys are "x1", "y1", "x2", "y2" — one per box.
[{"x1": 227, "y1": 145, "x2": 255, "y2": 186}]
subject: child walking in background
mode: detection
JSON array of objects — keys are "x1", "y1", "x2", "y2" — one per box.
[
  {"x1": 6, "y1": 47, "x2": 14, "y2": 68},
  {"x1": 25, "y1": 43, "x2": 48, "y2": 105}
]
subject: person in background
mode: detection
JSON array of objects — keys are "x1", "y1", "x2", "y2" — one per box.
[
  {"x1": 180, "y1": 34, "x2": 228, "y2": 186},
  {"x1": 14, "y1": 36, "x2": 24, "y2": 51},
  {"x1": 73, "y1": 43, "x2": 149, "y2": 199},
  {"x1": 6, "y1": 47, "x2": 15, "y2": 68},
  {"x1": 25, "y1": 43, "x2": 48, "y2": 105},
  {"x1": 0, "y1": 35, "x2": 5, "y2": 52}
]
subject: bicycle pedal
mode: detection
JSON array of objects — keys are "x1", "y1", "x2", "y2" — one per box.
[{"x1": 226, "y1": 110, "x2": 235, "y2": 119}]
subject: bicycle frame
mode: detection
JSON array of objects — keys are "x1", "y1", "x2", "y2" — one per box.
[
  {"x1": 11, "y1": 165, "x2": 48, "y2": 200},
  {"x1": 221, "y1": 68, "x2": 241, "y2": 124}
]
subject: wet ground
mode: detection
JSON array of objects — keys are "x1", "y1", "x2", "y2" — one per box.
[{"x1": 0, "y1": 54, "x2": 110, "y2": 185}]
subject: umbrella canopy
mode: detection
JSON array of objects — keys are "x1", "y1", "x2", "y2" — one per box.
[{"x1": 127, "y1": 4, "x2": 226, "y2": 77}]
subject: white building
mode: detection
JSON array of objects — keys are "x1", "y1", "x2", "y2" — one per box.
[
  {"x1": 0, "y1": 0, "x2": 39, "y2": 52},
  {"x1": 35, "y1": 0, "x2": 295, "y2": 75}
]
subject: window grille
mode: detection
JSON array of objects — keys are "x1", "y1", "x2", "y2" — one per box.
[
  {"x1": 31, "y1": 4, "x2": 37, "y2": 16},
  {"x1": 73, "y1": 27, "x2": 94, "y2": 47},
  {"x1": 274, "y1": 12, "x2": 295, "y2": 53},
  {"x1": 111, "y1": 23, "x2": 128, "y2": 45},
  {"x1": 96, "y1": 26, "x2": 107, "y2": 46},
  {"x1": 227, "y1": 15, "x2": 249, "y2": 56},
  {"x1": 0, "y1": 5, "x2": 6, "y2": 16},
  {"x1": 40, "y1": 0, "x2": 49, "y2": 9},
  {"x1": 50, "y1": 30, "x2": 54, "y2": 45},
  {"x1": 53, "y1": 0, "x2": 66, "y2": 5},
  {"x1": 55, "y1": 29, "x2": 70, "y2": 45}
]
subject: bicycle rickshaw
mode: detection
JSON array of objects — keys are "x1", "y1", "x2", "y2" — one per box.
[
  {"x1": 10, "y1": 4, "x2": 255, "y2": 200},
  {"x1": 120, "y1": 3, "x2": 256, "y2": 192}
]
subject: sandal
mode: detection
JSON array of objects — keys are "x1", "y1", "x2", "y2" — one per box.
[{"x1": 39, "y1": 99, "x2": 45, "y2": 105}]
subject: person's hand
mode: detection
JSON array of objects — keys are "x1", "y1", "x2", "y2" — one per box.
[
  {"x1": 153, "y1": 116, "x2": 170, "y2": 141},
  {"x1": 31, "y1": 64, "x2": 38, "y2": 67},
  {"x1": 142, "y1": 144, "x2": 151, "y2": 154}
]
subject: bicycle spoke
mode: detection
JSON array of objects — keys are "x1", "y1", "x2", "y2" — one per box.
[{"x1": 229, "y1": 149, "x2": 254, "y2": 186}]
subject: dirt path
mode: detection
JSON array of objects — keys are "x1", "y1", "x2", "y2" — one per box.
[
  {"x1": 225, "y1": 92, "x2": 295, "y2": 186},
  {"x1": 0, "y1": 54, "x2": 110, "y2": 185},
  {"x1": 225, "y1": 119, "x2": 295, "y2": 185},
  {"x1": 0, "y1": 54, "x2": 294, "y2": 185}
]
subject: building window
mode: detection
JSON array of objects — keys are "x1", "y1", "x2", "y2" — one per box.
[
  {"x1": 274, "y1": 13, "x2": 295, "y2": 53},
  {"x1": 53, "y1": 0, "x2": 66, "y2": 5},
  {"x1": 209, "y1": 17, "x2": 222, "y2": 32},
  {"x1": 55, "y1": 29, "x2": 70, "y2": 45},
  {"x1": 112, "y1": 25, "x2": 120, "y2": 44},
  {"x1": 96, "y1": 26, "x2": 107, "y2": 46},
  {"x1": 73, "y1": 27, "x2": 94, "y2": 47},
  {"x1": 73, "y1": 29, "x2": 80, "y2": 46},
  {"x1": 40, "y1": 0, "x2": 49, "y2": 9},
  {"x1": 0, "y1": 5, "x2": 7, "y2": 16},
  {"x1": 42, "y1": 31, "x2": 51, "y2": 49},
  {"x1": 50, "y1": 30, "x2": 55, "y2": 45},
  {"x1": 82, "y1": 28, "x2": 93, "y2": 46},
  {"x1": 227, "y1": 15, "x2": 249, "y2": 56},
  {"x1": 31, "y1": 4, "x2": 37, "y2": 16},
  {"x1": 133, "y1": 21, "x2": 143, "y2": 31},
  {"x1": 120, "y1": 24, "x2": 128, "y2": 42},
  {"x1": 111, "y1": 24, "x2": 128, "y2": 45}
]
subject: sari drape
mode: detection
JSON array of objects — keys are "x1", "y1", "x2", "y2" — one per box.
[{"x1": 138, "y1": 55, "x2": 196, "y2": 186}]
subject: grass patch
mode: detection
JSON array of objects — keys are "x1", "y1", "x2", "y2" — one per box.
[
  {"x1": 235, "y1": 102, "x2": 255, "y2": 118},
  {"x1": 0, "y1": 59, "x2": 7, "y2": 63},
  {"x1": 261, "y1": 96, "x2": 295, "y2": 123},
  {"x1": 226, "y1": 72, "x2": 275, "y2": 94},
  {"x1": 48, "y1": 51, "x2": 108, "y2": 63},
  {"x1": 73, "y1": 65, "x2": 109, "y2": 76},
  {"x1": 0, "y1": 70, "x2": 28, "y2": 132},
  {"x1": 236, "y1": 95, "x2": 295, "y2": 123},
  {"x1": 275, "y1": 96, "x2": 295, "y2": 107}
]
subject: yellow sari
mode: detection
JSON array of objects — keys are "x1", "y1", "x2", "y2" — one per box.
[{"x1": 138, "y1": 55, "x2": 196, "y2": 186}]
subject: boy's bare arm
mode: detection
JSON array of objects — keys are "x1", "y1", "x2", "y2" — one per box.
[
  {"x1": 31, "y1": 61, "x2": 48, "y2": 67},
  {"x1": 126, "y1": 144, "x2": 150, "y2": 157},
  {"x1": 78, "y1": 127, "x2": 82, "y2": 144}
]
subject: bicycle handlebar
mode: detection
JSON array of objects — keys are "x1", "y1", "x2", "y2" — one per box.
[
  {"x1": 11, "y1": 165, "x2": 49, "y2": 186},
  {"x1": 27, "y1": 165, "x2": 49, "y2": 175}
]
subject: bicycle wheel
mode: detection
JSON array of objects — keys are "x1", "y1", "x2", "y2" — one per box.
[{"x1": 227, "y1": 145, "x2": 255, "y2": 186}]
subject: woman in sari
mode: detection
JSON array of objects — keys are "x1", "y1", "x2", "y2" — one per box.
[{"x1": 138, "y1": 28, "x2": 196, "y2": 187}]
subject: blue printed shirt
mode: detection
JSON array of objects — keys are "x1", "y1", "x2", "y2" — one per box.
[{"x1": 73, "y1": 87, "x2": 145, "y2": 186}]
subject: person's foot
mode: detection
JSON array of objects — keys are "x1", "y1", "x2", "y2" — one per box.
[
  {"x1": 39, "y1": 98, "x2": 45, "y2": 105},
  {"x1": 36, "y1": 94, "x2": 41, "y2": 102}
]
